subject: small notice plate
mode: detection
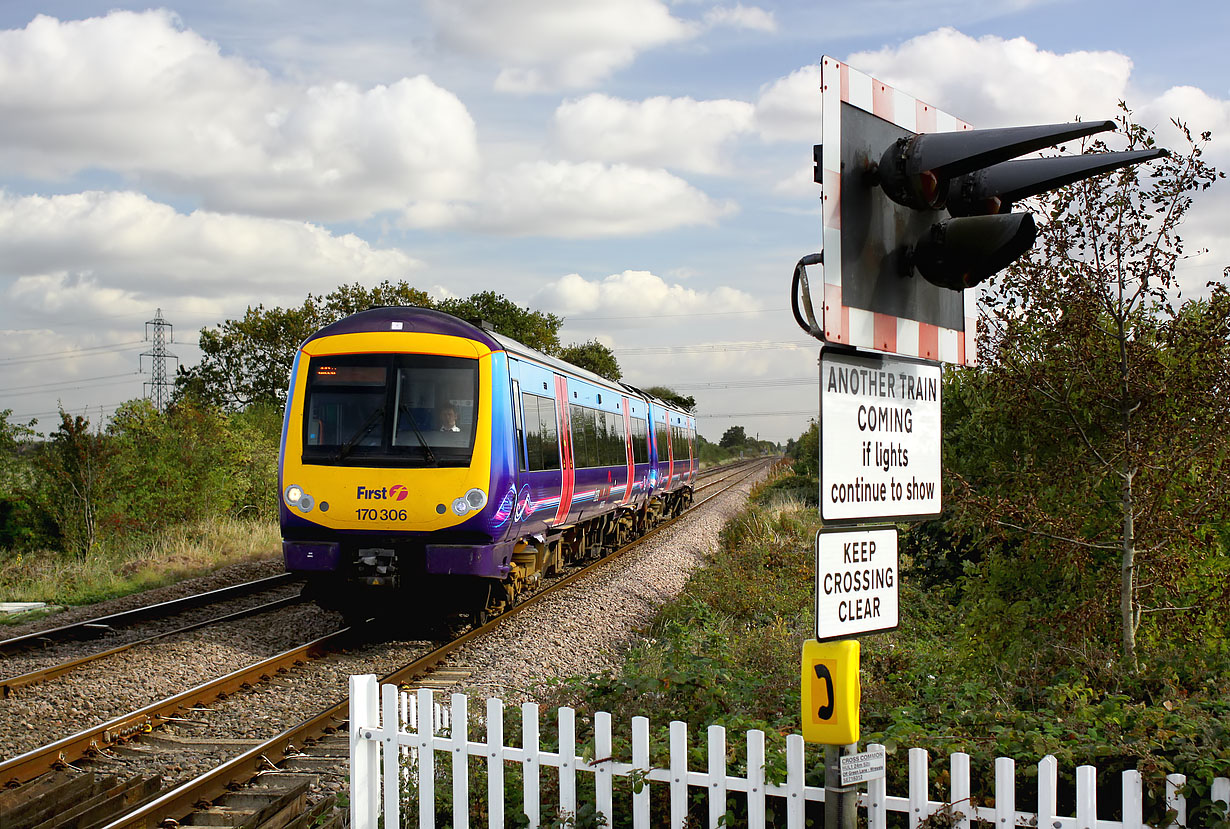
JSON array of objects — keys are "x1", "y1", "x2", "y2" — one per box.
[{"x1": 839, "y1": 747, "x2": 886, "y2": 787}]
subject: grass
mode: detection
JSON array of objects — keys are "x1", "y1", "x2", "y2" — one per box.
[
  {"x1": 0, "y1": 515, "x2": 280, "y2": 613},
  {"x1": 537, "y1": 466, "x2": 1230, "y2": 827}
]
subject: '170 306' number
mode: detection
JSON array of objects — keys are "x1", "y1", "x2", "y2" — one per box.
[{"x1": 356, "y1": 508, "x2": 408, "y2": 521}]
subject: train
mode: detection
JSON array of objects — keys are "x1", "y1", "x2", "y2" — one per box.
[{"x1": 278, "y1": 306, "x2": 698, "y2": 625}]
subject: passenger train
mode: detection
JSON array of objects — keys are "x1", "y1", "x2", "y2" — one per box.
[{"x1": 278, "y1": 306, "x2": 697, "y2": 624}]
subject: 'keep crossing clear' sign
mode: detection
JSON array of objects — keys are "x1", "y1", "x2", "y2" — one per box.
[
  {"x1": 820, "y1": 348, "x2": 941, "y2": 522},
  {"x1": 815, "y1": 526, "x2": 899, "y2": 640}
]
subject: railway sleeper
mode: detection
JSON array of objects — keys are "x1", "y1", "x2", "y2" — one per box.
[{"x1": 185, "y1": 776, "x2": 309, "y2": 829}]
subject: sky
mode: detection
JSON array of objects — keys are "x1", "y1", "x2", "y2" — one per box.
[{"x1": 0, "y1": 0, "x2": 1228, "y2": 444}]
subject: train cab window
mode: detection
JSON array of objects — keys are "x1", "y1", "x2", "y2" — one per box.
[
  {"x1": 302, "y1": 353, "x2": 478, "y2": 466},
  {"x1": 522, "y1": 393, "x2": 561, "y2": 471}
]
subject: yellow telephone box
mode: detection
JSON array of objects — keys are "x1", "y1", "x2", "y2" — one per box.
[{"x1": 801, "y1": 639, "x2": 860, "y2": 744}]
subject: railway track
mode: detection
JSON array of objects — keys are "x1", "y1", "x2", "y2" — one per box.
[
  {"x1": 0, "y1": 457, "x2": 776, "y2": 829},
  {"x1": 0, "y1": 575, "x2": 310, "y2": 698},
  {"x1": 0, "y1": 574, "x2": 302, "y2": 658}
]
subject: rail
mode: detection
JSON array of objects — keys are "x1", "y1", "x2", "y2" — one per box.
[{"x1": 94, "y1": 458, "x2": 770, "y2": 829}]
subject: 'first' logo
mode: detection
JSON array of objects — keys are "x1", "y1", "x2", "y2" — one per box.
[{"x1": 357, "y1": 485, "x2": 409, "y2": 501}]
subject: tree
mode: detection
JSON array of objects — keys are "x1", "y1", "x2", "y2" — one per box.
[
  {"x1": 945, "y1": 109, "x2": 1228, "y2": 671},
  {"x1": 177, "y1": 300, "x2": 325, "y2": 409},
  {"x1": 0, "y1": 409, "x2": 48, "y2": 551},
  {"x1": 558, "y1": 340, "x2": 622, "y2": 381},
  {"x1": 644, "y1": 386, "x2": 696, "y2": 412},
  {"x1": 38, "y1": 409, "x2": 113, "y2": 559},
  {"x1": 437, "y1": 291, "x2": 563, "y2": 354},
  {"x1": 179, "y1": 281, "x2": 431, "y2": 409},
  {"x1": 790, "y1": 421, "x2": 818, "y2": 477},
  {"x1": 181, "y1": 282, "x2": 587, "y2": 411},
  {"x1": 104, "y1": 399, "x2": 262, "y2": 534},
  {"x1": 719, "y1": 425, "x2": 747, "y2": 449}
]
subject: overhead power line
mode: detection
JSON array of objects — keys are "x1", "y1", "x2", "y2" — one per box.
[
  {"x1": 2, "y1": 375, "x2": 144, "y2": 399},
  {"x1": 567, "y1": 308, "x2": 788, "y2": 322},
  {"x1": 669, "y1": 377, "x2": 818, "y2": 391},
  {"x1": 694, "y1": 410, "x2": 816, "y2": 418},
  {"x1": 0, "y1": 341, "x2": 145, "y2": 367},
  {"x1": 0, "y1": 371, "x2": 142, "y2": 395},
  {"x1": 9, "y1": 401, "x2": 129, "y2": 422},
  {"x1": 613, "y1": 341, "x2": 815, "y2": 356}
]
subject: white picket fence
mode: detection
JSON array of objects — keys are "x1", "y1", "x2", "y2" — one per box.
[{"x1": 349, "y1": 675, "x2": 1230, "y2": 829}]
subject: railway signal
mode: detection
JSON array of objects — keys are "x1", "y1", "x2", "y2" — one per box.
[
  {"x1": 864, "y1": 119, "x2": 1168, "y2": 291},
  {"x1": 801, "y1": 57, "x2": 1170, "y2": 366}
]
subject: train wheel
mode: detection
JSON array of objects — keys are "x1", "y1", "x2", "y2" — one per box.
[{"x1": 469, "y1": 583, "x2": 496, "y2": 628}]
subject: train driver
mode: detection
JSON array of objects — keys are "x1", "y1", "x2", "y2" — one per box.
[{"x1": 438, "y1": 404, "x2": 461, "y2": 432}]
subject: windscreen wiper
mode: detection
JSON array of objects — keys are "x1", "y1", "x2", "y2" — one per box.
[
  {"x1": 335, "y1": 406, "x2": 384, "y2": 461},
  {"x1": 398, "y1": 404, "x2": 438, "y2": 465}
]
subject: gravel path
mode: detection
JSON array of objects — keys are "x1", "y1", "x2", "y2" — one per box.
[{"x1": 440, "y1": 473, "x2": 761, "y2": 705}]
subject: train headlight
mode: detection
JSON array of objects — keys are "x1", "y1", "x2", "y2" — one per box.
[
  {"x1": 451, "y1": 488, "x2": 487, "y2": 516},
  {"x1": 284, "y1": 484, "x2": 314, "y2": 513}
]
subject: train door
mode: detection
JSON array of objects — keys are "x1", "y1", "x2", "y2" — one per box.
[
  {"x1": 688, "y1": 420, "x2": 697, "y2": 482},
  {"x1": 510, "y1": 377, "x2": 523, "y2": 491},
  {"x1": 666, "y1": 414, "x2": 675, "y2": 490},
  {"x1": 620, "y1": 396, "x2": 634, "y2": 503},
  {"x1": 552, "y1": 374, "x2": 575, "y2": 524}
]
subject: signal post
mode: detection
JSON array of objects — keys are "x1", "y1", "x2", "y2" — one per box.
[{"x1": 794, "y1": 56, "x2": 1165, "y2": 827}]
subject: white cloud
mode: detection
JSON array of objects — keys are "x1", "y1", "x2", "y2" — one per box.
[
  {"x1": 553, "y1": 94, "x2": 755, "y2": 173},
  {"x1": 703, "y1": 4, "x2": 777, "y2": 32},
  {"x1": 846, "y1": 28, "x2": 1132, "y2": 127},
  {"x1": 0, "y1": 10, "x2": 480, "y2": 222},
  {"x1": 425, "y1": 0, "x2": 695, "y2": 91},
  {"x1": 754, "y1": 64, "x2": 822, "y2": 142},
  {"x1": 532, "y1": 269, "x2": 754, "y2": 317},
  {"x1": 0, "y1": 190, "x2": 421, "y2": 311},
  {"x1": 406, "y1": 162, "x2": 735, "y2": 237}
]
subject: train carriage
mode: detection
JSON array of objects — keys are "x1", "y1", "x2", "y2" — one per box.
[{"x1": 279, "y1": 306, "x2": 696, "y2": 625}]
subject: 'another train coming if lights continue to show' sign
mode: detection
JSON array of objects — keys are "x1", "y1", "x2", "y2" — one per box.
[{"x1": 819, "y1": 347, "x2": 941, "y2": 522}]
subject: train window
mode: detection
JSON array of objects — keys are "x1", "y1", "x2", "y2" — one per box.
[
  {"x1": 594, "y1": 409, "x2": 613, "y2": 466},
  {"x1": 565, "y1": 405, "x2": 634, "y2": 468},
  {"x1": 511, "y1": 380, "x2": 525, "y2": 472},
  {"x1": 302, "y1": 353, "x2": 478, "y2": 467},
  {"x1": 630, "y1": 416, "x2": 649, "y2": 464},
  {"x1": 672, "y1": 424, "x2": 692, "y2": 464},
  {"x1": 568, "y1": 405, "x2": 594, "y2": 468},
  {"x1": 523, "y1": 393, "x2": 561, "y2": 472},
  {"x1": 607, "y1": 412, "x2": 626, "y2": 465},
  {"x1": 655, "y1": 419, "x2": 670, "y2": 462}
]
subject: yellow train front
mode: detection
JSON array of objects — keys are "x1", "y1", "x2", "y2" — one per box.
[{"x1": 279, "y1": 306, "x2": 697, "y2": 625}]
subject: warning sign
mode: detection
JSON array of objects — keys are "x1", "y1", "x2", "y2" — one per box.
[
  {"x1": 815, "y1": 527, "x2": 899, "y2": 640},
  {"x1": 820, "y1": 348, "x2": 941, "y2": 522}
]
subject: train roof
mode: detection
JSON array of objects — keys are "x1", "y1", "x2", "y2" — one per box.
[
  {"x1": 487, "y1": 333, "x2": 692, "y2": 418},
  {"x1": 303, "y1": 305, "x2": 504, "y2": 351},
  {"x1": 304, "y1": 305, "x2": 694, "y2": 419}
]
